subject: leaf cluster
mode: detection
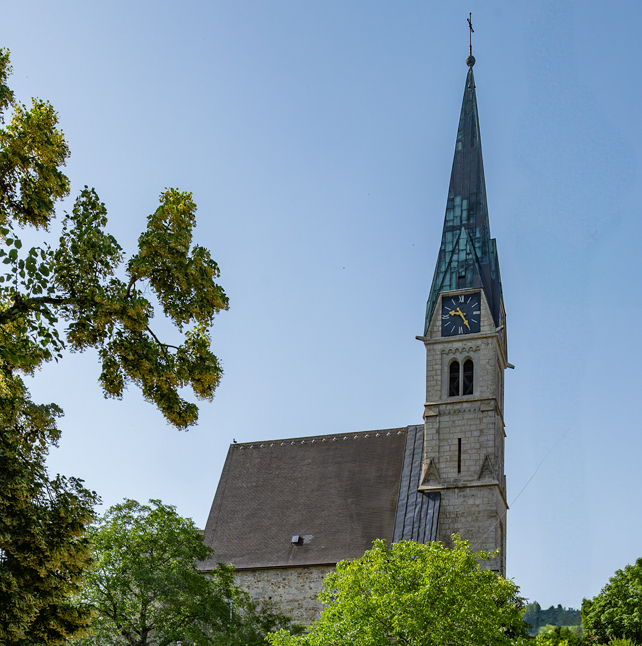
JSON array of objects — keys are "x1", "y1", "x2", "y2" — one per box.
[
  {"x1": 0, "y1": 380, "x2": 98, "y2": 645},
  {"x1": 583, "y1": 558, "x2": 642, "y2": 645},
  {"x1": 73, "y1": 499, "x2": 301, "y2": 646},
  {"x1": 0, "y1": 45, "x2": 229, "y2": 646},
  {"x1": 0, "y1": 47, "x2": 229, "y2": 429},
  {"x1": 268, "y1": 536, "x2": 527, "y2": 646},
  {"x1": 534, "y1": 625, "x2": 587, "y2": 646}
]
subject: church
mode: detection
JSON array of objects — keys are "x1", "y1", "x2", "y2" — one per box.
[{"x1": 201, "y1": 50, "x2": 510, "y2": 623}]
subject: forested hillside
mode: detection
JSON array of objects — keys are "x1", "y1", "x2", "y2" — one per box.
[{"x1": 523, "y1": 603, "x2": 582, "y2": 635}]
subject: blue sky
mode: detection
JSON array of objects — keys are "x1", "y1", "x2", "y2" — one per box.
[{"x1": 1, "y1": 0, "x2": 640, "y2": 609}]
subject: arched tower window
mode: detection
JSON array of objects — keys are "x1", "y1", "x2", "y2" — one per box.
[
  {"x1": 449, "y1": 360, "x2": 460, "y2": 397},
  {"x1": 463, "y1": 359, "x2": 474, "y2": 395}
]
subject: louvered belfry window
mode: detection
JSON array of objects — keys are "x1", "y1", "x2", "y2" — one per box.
[
  {"x1": 449, "y1": 360, "x2": 460, "y2": 397},
  {"x1": 463, "y1": 359, "x2": 474, "y2": 395}
]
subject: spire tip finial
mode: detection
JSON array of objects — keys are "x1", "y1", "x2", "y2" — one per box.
[{"x1": 466, "y1": 13, "x2": 475, "y2": 67}]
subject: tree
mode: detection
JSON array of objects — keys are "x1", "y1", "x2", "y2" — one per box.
[
  {"x1": 534, "y1": 625, "x2": 586, "y2": 646},
  {"x1": 0, "y1": 48, "x2": 228, "y2": 643},
  {"x1": 0, "y1": 385, "x2": 98, "y2": 645},
  {"x1": 74, "y1": 499, "x2": 301, "y2": 646},
  {"x1": 268, "y1": 536, "x2": 527, "y2": 646},
  {"x1": 582, "y1": 557, "x2": 642, "y2": 644}
]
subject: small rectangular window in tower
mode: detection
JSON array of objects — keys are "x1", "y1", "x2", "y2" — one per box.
[{"x1": 457, "y1": 438, "x2": 462, "y2": 474}]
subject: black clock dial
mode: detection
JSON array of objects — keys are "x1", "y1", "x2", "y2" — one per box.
[{"x1": 441, "y1": 292, "x2": 481, "y2": 337}]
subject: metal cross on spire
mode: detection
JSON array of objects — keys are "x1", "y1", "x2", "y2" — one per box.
[{"x1": 466, "y1": 13, "x2": 476, "y2": 67}]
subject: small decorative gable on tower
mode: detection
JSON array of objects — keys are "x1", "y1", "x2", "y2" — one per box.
[{"x1": 424, "y1": 58, "x2": 503, "y2": 334}]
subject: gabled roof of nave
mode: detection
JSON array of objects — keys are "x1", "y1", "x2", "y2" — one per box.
[
  {"x1": 424, "y1": 59, "x2": 503, "y2": 335},
  {"x1": 200, "y1": 428, "x2": 406, "y2": 570},
  {"x1": 200, "y1": 426, "x2": 438, "y2": 571}
]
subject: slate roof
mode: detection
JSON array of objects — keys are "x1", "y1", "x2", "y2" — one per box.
[
  {"x1": 201, "y1": 425, "x2": 439, "y2": 571},
  {"x1": 393, "y1": 425, "x2": 440, "y2": 543}
]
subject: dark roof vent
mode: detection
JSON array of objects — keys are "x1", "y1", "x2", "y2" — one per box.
[{"x1": 291, "y1": 535, "x2": 303, "y2": 546}]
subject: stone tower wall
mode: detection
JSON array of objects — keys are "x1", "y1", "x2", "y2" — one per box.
[
  {"x1": 421, "y1": 288, "x2": 508, "y2": 575},
  {"x1": 436, "y1": 485, "x2": 507, "y2": 573}
]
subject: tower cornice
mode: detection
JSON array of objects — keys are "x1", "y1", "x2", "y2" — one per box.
[
  {"x1": 418, "y1": 481, "x2": 509, "y2": 510},
  {"x1": 423, "y1": 395, "x2": 506, "y2": 430},
  {"x1": 417, "y1": 331, "x2": 508, "y2": 368}
]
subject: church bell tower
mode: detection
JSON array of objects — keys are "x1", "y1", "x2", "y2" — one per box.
[{"x1": 417, "y1": 52, "x2": 509, "y2": 574}]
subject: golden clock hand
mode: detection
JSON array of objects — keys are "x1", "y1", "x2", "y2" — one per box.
[
  {"x1": 457, "y1": 307, "x2": 470, "y2": 330},
  {"x1": 455, "y1": 307, "x2": 471, "y2": 330}
]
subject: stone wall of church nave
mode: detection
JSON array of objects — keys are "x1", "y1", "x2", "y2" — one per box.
[{"x1": 235, "y1": 565, "x2": 333, "y2": 625}]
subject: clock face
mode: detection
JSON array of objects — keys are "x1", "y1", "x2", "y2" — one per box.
[{"x1": 441, "y1": 292, "x2": 481, "y2": 337}]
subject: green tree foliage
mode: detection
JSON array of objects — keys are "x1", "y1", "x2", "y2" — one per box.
[
  {"x1": 534, "y1": 625, "x2": 586, "y2": 646},
  {"x1": 583, "y1": 557, "x2": 642, "y2": 644},
  {"x1": 0, "y1": 383, "x2": 97, "y2": 644},
  {"x1": 268, "y1": 536, "x2": 527, "y2": 646},
  {"x1": 74, "y1": 499, "x2": 301, "y2": 646},
  {"x1": 0, "y1": 47, "x2": 228, "y2": 429},
  {"x1": 0, "y1": 48, "x2": 228, "y2": 644}
]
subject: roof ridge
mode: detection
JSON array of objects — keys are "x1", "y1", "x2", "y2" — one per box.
[{"x1": 232, "y1": 426, "x2": 411, "y2": 448}]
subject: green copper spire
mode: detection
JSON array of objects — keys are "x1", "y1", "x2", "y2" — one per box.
[{"x1": 424, "y1": 60, "x2": 503, "y2": 335}]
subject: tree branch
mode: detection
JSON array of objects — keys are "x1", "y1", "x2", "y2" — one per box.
[
  {"x1": 125, "y1": 276, "x2": 137, "y2": 299},
  {"x1": 145, "y1": 326, "x2": 179, "y2": 353},
  {"x1": 0, "y1": 294, "x2": 74, "y2": 324}
]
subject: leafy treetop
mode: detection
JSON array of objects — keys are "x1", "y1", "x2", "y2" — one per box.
[
  {"x1": 533, "y1": 625, "x2": 587, "y2": 646},
  {"x1": 0, "y1": 45, "x2": 227, "y2": 646},
  {"x1": 268, "y1": 536, "x2": 528, "y2": 646},
  {"x1": 0, "y1": 47, "x2": 228, "y2": 429},
  {"x1": 583, "y1": 557, "x2": 642, "y2": 645},
  {"x1": 73, "y1": 499, "x2": 302, "y2": 646}
]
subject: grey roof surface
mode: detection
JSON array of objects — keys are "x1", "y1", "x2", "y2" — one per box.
[
  {"x1": 393, "y1": 425, "x2": 440, "y2": 543},
  {"x1": 201, "y1": 428, "x2": 408, "y2": 570}
]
